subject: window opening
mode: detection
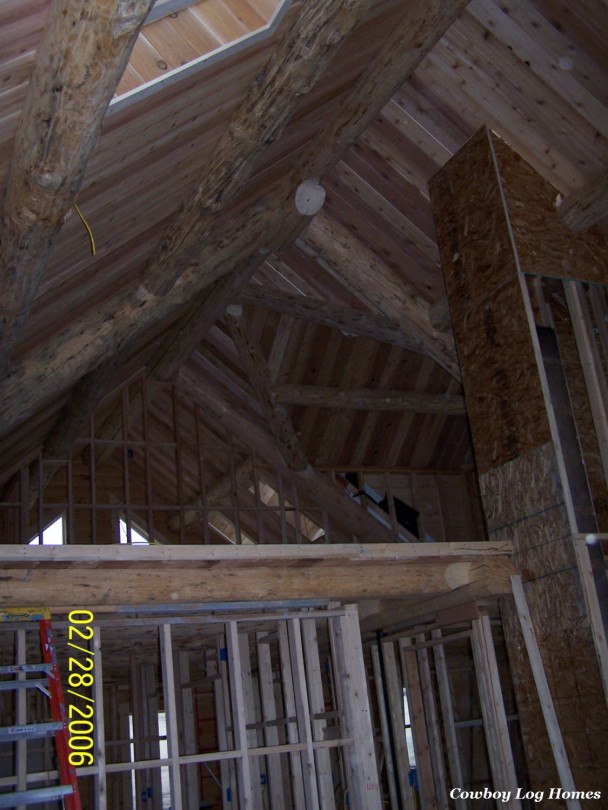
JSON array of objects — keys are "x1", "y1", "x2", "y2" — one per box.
[{"x1": 28, "y1": 514, "x2": 65, "y2": 545}]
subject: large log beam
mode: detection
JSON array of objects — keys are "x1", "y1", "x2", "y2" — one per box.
[
  {"x1": 0, "y1": 541, "x2": 514, "y2": 608},
  {"x1": 272, "y1": 384, "x2": 466, "y2": 413},
  {"x1": 558, "y1": 166, "x2": 608, "y2": 232},
  {"x1": 141, "y1": 0, "x2": 372, "y2": 297},
  {"x1": 240, "y1": 286, "x2": 427, "y2": 353},
  {"x1": 0, "y1": 0, "x2": 153, "y2": 374},
  {"x1": 0, "y1": 0, "x2": 469, "y2": 443},
  {"x1": 301, "y1": 213, "x2": 460, "y2": 380}
]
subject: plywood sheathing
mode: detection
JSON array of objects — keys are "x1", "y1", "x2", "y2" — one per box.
[
  {"x1": 430, "y1": 128, "x2": 608, "y2": 802},
  {"x1": 431, "y1": 127, "x2": 551, "y2": 475},
  {"x1": 490, "y1": 135, "x2": 608, "y2": 285}
]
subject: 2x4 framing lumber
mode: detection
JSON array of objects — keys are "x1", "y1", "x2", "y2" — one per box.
[
  {"x1": 0, "y1": 0, "x2": 153, "y2": 374},
  {"x1": 510, "y1": 576, "x2": 580, "y2": 809},
  {"x1": 470, "y1": 615, "x2": 520, "y2": 809},
  {"x1": 272, "y1": 384, "x2": 466, "y2": 413}
]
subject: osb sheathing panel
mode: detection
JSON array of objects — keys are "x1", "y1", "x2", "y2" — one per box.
[
  {"x1": 478, "y1": 442, "x2": 562, "y2": 531},
  {"x1": 431, "y1": 128, "x2": 551, "y2": 474},
  {"x1": 491, "y1": 135, "x2": 608, "y2": 286}
]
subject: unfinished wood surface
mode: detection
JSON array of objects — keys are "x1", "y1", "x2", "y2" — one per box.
[
  {"x1": 272, "y1": 384, "x2": 465, "y2": 413},
  {"x1": 399, "y1": 638, "x2": 438, "y2": 810},
  {"x1": 491, "y1": 133, "x2": 608, "y2": 285},
  {"x1": 240, "y1": 286, "x2": 427, "y2": 354},
  {"x1": 558, "y1": 166, "x2": 608, "y2": 231},
  {"x1": 0, "y1": 0, "x2": 153, "y2": 373},
  {"x1": 470, "y1": 616, "x2": 520, "y2": 808},
  {"x1": 0, "y1": 542, "x2": 514, "y2": 606},
  {"x1": 381, "y1": 641, "x2": 416, "y2": 810},
  {"x1": 510, "y1": 575, "x2": 580, "y2": 807},
  {"x1": 303, "y1": 212, "x2": 459, "y2": 380},
  {"x1": 329, "y1": 606, "x2": 382, "y2": 810},
  {"x1": 227, "y1": 307, "x2": 308, "y2": 470},
  {"x1": 430, "y1": 127, "x2": 552, "y2": 473},
  {"x1": 141, "y1": 0, "x2": 371, "y2": 296}
]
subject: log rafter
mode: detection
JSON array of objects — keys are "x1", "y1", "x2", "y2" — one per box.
[
  {"x1": 271, "y1": 384, "x2": 466, "y2": 414},
  {"x1": 226, "y1": 306, "x2": 309, "y2": 472},
  {"x1": 301, "y1": 212, "x2": 460, "y2": 380},
  {"x1": 240, "y1": 286, "x2": 428, "y2": 353},
  {"x1": 0, "y1": 0, "x2": 153, "y2": 375},
  {"x1": 141, "y1": 0, "x2": 373, "y2": 297},
  {"x1": 0, "y1": 0, "x2": 470, "y2": 453}
]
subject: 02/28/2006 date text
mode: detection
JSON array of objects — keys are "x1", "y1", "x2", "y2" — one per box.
[{"x1": 66, "y1": 610, "x2": 95, "y2": 767}]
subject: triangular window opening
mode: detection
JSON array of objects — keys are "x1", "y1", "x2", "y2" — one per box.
[
  {"x1": 119, "y1": 518, "x2": 151, "y2": 545},
  {"x1": 28, "y1": 515, "x2": 65, "y2": 545}
]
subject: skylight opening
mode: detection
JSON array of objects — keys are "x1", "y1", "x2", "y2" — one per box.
[
  {"x1": 113, "y1": 0, "x2": 290, "y2": 104},
  {"x1": 28, "y1": 515, "x2": 65, "y2": 545}
]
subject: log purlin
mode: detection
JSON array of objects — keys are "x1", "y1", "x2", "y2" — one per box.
[{"x1": 0, "y1": 541, "x2": 514, "y2": 608}]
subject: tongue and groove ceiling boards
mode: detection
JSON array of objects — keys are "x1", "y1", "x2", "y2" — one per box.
[{"x1": 0, "y1": 0, "x2": 607, "y2": 514}]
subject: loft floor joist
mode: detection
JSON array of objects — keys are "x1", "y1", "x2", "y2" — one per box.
[{"x1": 0, "y1": 541, "x2": 513, "y2": 609}]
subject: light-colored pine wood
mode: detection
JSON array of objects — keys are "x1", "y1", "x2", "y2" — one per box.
[
  {"x1": 470, "y1": 615, "x2": 521, "y2": 808},
  {"x1": 510, "y1": 576, "x2": 581, "y2": 808}
]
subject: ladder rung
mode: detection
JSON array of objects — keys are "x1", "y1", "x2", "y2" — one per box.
[
  {"x1": 0, "y1": 784, "x2": 74, "y2": 807},
  {"x1": 0, "y1": 680, "x2": 49, "y2": 693},
  {"x1": 0, "y1": 722, "x2": 62, "y2": 741},
  {"x1": 0, "y1": 664, "x2": 53, "y2": 675}
]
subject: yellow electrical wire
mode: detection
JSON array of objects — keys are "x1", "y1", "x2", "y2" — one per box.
[{"x1": 74, "y1": 202, "x2": 96, "y2": 256}]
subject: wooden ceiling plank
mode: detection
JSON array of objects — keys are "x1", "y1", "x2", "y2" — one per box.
[
  {"x1": 241, "y1": 286, "x2": 426, "y2": 354},
  {"x1": 141, "y1": 0, "x2": 372, "y2": 297},
  {"x1": 558, "y1": 167, "x2": 608, "y2": 231},
  {"x1": 226, "y1": 306, "x2": 309, "y2": 471},
  {"x1": 301, "y1": 212, "x2": 460, "y2": 380},
  {"x1": 272, "y1": 385, "x2": 466, "y2": 414},
  {"x1": 0, "y1": 0, "x2": 153, "y2": 375}
]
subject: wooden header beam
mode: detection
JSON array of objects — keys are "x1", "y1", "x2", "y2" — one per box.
[{"x1": 0, "y1": 542, "x2": 513, "y2": 608}]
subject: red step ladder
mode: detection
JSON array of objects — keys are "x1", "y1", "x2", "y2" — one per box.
[{"x1": 0, "y1": 611, "x2": 82, "y2": 809}]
